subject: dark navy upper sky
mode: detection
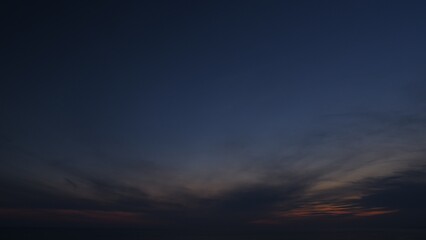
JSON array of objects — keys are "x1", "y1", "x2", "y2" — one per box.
[{"x1": 1, "y1": 0, "x2": 426, "y2": 229}]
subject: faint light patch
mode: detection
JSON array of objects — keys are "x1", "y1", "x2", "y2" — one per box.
[
  {"x1": 0, "y1": 208, "x2": 155, "y2": 226},
  {"x1": 277, "y1": 203, "x2": 358, "y2": 218},
  {"x1": 307, "y1": 180, "x2": 348, "y2": 193}
]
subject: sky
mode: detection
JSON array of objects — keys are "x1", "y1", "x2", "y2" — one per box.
[{"x1": 1, "y1": 0, "x2": 426, "y2": 232}]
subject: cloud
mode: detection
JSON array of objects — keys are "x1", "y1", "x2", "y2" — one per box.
[
  {"x1": 353, "y1": 167, "x2": 426, "y2": 226},
  {"x1": 1, "y1": 111, "x2": 426, "y2": 229}
]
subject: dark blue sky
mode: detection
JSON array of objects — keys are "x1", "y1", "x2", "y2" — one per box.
[{"x1": 1, "y1": 0, "x2": 426, "y2": 229}]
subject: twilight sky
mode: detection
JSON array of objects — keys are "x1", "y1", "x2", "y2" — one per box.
[{"x1": 1, "y1": 0, "x2": 426, "y2": 229}]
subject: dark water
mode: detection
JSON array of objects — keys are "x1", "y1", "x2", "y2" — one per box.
[{"x1": 1, "y1": 229, "x2": 426, "y2": 240}]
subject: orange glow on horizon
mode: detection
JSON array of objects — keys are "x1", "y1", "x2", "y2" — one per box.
[
  {"x1": 274, "y1": 203, "x2": 398, "y2": 219},
  {"x1": 354, "y1": 209, "x2": 399, "y2": 217}
]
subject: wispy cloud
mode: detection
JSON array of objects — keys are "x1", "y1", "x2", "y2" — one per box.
[{"x1": 1, "y1": 112, "x2": 426, "y2": 228}]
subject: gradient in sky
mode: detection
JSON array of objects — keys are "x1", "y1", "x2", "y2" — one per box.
[{"x1": 1, "y1": 0, "x2": 426, "y2": 232}]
